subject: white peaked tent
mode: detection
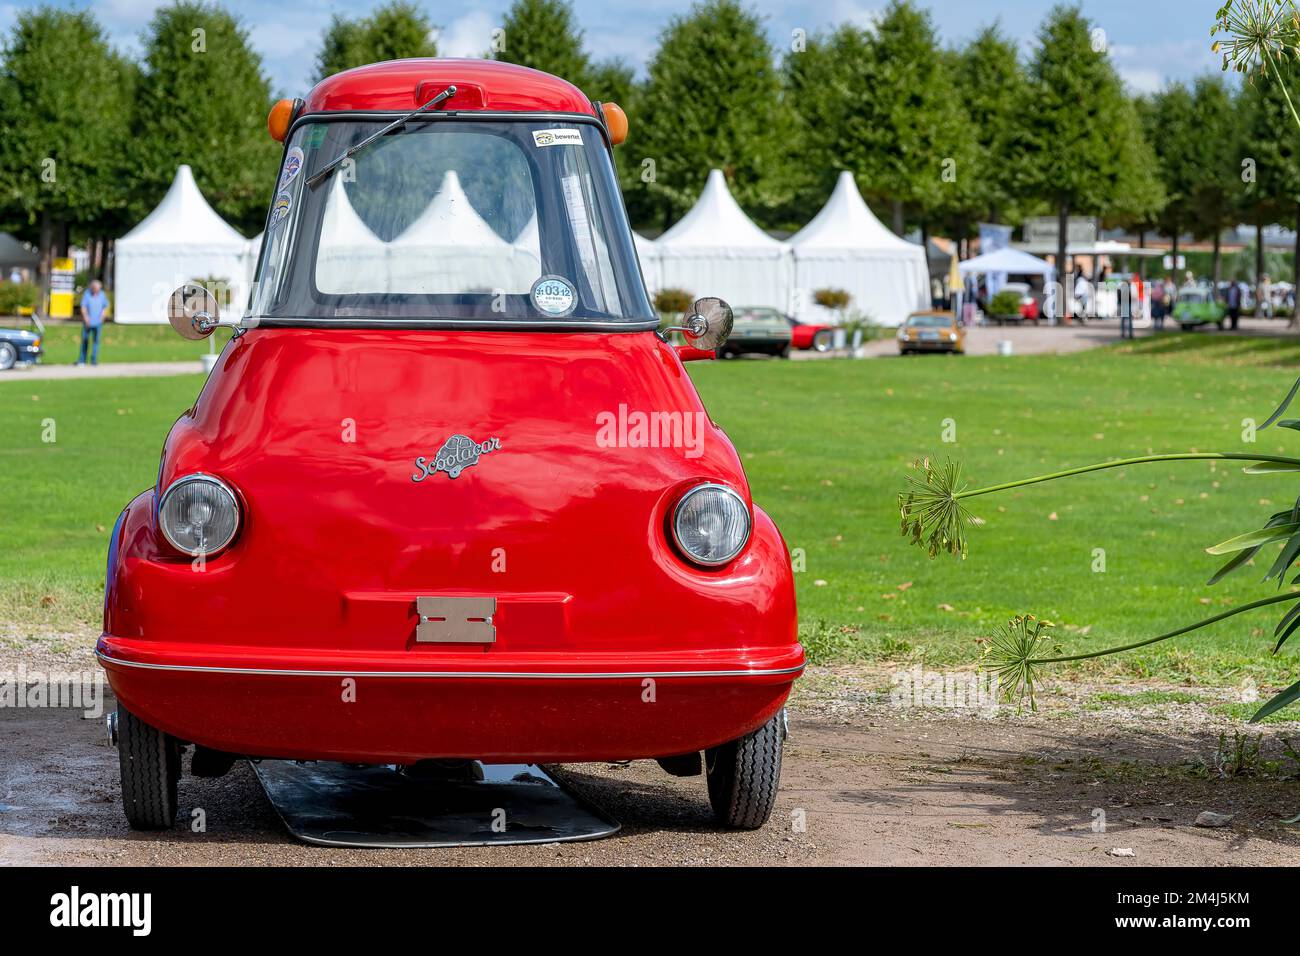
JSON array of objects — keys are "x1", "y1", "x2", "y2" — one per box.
[
  {"x1": 957, "y1": 246, "x2": 1054, "y2": 280},
  {"x1": 245, "y1": 232, "x2": 263, "y2": 286},
  {"x1": 632, "y1": 232, "x2": 660, "y2": 295},
  {"x1": 115, "y1": 165, "x2": 252, "y2": 323},
  {"x1": 316, "y1": 176, "x2": 391, "y2": 294},
  {"x1": 390, "y1": 170, "x2": 521, "y2": 294},
  {"x1": 512, "y1": 212, "x2": 543, "y2": 291},
  {"x1": 787, "y1": 171, "x2": 929, "y2": 327},
  {"x1": 656, "y1": 169, "x2": 789, "y2": 310}
]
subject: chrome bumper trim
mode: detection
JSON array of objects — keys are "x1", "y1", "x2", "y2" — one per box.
[{"x1": 95, "y1": 650, "x2": 804, "y2": 680}]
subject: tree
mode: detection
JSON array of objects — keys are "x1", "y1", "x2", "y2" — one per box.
[
  {"x1": 0, "y1": 8, "x2": 134, "y2": 302},
  {"x1": 635, "y1": 0, "x2": 791, "y2": 230},
  {"x1": 1018, "y1": 5, "x2": 1133, "y2": 292},
  {"x1": 314, "y1": 1, "x2": 437, "y2": 81},
  {"x1": 1185, "y1": 76, "x2": 1243, "y2": 282},
  {"x1": 953, "y1": 25, "x2": 1030, "y2": 228},
  {"x1": 1241, "y1": 66, "x2": 1300, "y2": 297},
  {"x1": 865, "y1": 2, "x2": 974, "y2": 242},
  {"x1": 128, "y1": 3, "x2": 279, "y2": 238},
  {"x1": 1102, "y1": 95, "x2": 1166, "y2": 257},
  {"x1": 1138, "y1": 84, "x2": 1198, "y2": 276},
  {"x1": 784, "y1": 3, "x2": 972, "y2": 245},
  {"x1": 495, "y1": 0, "x2": 589, "y2": 87}
]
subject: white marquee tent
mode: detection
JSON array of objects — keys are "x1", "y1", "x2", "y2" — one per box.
[
  {"x1": 389, "y1": 169, "x2": 535, "y2": 294},
  {"x1": 114, "y1": 165, "x2": 253, "y2": 323},
  {"x1": 655, "y1": 169, "x2": 789, "y2": 310},
  {"x1": 632, "y1": 232, "x2": 659, "y2": 296},
  {"x1": 787, "y1": 171, "x2": 929, "y2": 327},
  {"x1": 315, "y1": 176, "x2": 392, "y2": 294},
  {"x1": 956, "y1": 246, "x2": 1055, "y2": 280}
]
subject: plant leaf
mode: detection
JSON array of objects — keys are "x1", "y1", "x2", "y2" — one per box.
[
  {"x1": 1206, "y1": 523, "x2": 1300, "y2": 555},
  {"x1": 1261, "y1": 375, "x2": 1300, "y2": 429},
  {"x1": 1266, "y1": 531, "x2": 1300, "y2": 584},
  {"x1": 1250, "y1": 679, "x2": 1300, "y2": 723},
  {"x1": 1243, "y1": 461, "x2": 1300, "y2": 475},
  {"x1": 1208, "y1": 546, "x2": 1262, "y2": 585},
  {"x1": 1275, "y1": 419, "x2": 1300, "y2": 431},
  {"x1": 1275, "y1": 611, "x2": 1300, "y2": 654}
]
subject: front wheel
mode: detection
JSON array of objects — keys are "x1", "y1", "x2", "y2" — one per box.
[
  {"x1": 0, "y1": 342, "x2": 17, "y2": 371},
  {"x1": 116, "y1": 705, "x2": 181, "y2": 830},
  {"x1": 705, "y1": 709, "x2": 785, "y2": 829}
]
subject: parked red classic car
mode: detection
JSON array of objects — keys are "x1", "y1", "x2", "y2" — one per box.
[{"x1": 99, "y1": 59, "x2": 803, "y2": 833}]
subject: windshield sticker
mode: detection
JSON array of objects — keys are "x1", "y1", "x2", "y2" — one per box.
[
  {"x1": 277, "y1": 146, "x2": 304, "y2": 190},
  {"x1": 531, "y1": 275, "x2": 577, "y2": 317},
  {"x1": 270, "y1": 190, "x2": 292, "y2": 228},
  {"x1": 532, "y1": 128, "x2": 583, "y2": 148}
]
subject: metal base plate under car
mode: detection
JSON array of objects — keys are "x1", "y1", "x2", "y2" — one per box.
[{"x1": 251, "y1": 759, "x2": 620, "y2": 848}]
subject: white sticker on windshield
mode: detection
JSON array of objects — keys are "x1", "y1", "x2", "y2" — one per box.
[
  {"x1": 532, "y1": 128, "x2": 583, "y2": 147},
  {"x1": 531, "y1": 275, "x2": 577, "y2": 316},
  {"x1": 278, "y1": 146, "x2": 305, "y2": 190}
]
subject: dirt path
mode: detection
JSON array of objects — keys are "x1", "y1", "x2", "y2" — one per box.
[{"x1": 3, "y1": 665, "x2": 1298, "y2": 866}]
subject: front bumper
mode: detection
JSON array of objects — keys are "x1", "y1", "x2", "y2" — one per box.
[
  {"x1": 97, "y1": 636, "x2": 804, "y2": 764},
  {"x1": 900, "y1": 338, "x2": 960, "y2": 352}
]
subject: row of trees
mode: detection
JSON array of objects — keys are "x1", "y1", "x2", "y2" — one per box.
[
  {"x1": 2, "y1": 0, "x2": 1298, "y2": 304},
  {"x1": 0, "y1": 2, "x2": 279, "y2": 296}
]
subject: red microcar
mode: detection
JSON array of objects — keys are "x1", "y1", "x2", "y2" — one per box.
[{"x1": 98, "y1": 60, "x2": 804, "y2": 833}]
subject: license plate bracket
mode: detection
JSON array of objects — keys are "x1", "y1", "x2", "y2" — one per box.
[{"x1": 415, "y1": 597, "x2": 496, "y2": 644}]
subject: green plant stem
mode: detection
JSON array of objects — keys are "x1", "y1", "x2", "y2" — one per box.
[
  {"x1": 1028, "y1": 591, "x2": 1300, "y2": 665},
  {"x1": 1262, "y1": 40, "x2": 1300, "y2": 130},
  {"x1": 955, "y1": 453, "x2": 1300, "y2": 500}
]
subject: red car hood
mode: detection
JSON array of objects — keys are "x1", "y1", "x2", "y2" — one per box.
[{"x1": 139, "y1": 328, "x2": 789, "y2": 656}]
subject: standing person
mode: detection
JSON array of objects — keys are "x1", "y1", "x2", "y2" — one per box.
[
  {"x1": 1226, "y1": 280, "x2": 1241, "y2": 331},
  {"x1": 1150, "y1": 276, "x2": 1167, "y2": 330},
  {"x1": 1118, "y1": 278, "x2": 1134, "y2": 340},
  {"x1": 1260, "y1": 273, "x2": 1273, "y2": 319},
  {"x1": 78, "y1": 279, "x2": 109, "y2": 366}
]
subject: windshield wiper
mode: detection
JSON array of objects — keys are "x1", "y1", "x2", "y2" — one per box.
[{"x1": 306, "y1": 85, "x2": 458, "y2": 189}]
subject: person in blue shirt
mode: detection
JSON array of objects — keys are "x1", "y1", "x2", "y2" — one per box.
[{"x1": 78, "y1": 279, "x2": 109, "y2": 365}]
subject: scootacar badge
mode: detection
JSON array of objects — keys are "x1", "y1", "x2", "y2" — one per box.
[{"x1": 531, "y1": 275, "x2": 576, "y2": 317}]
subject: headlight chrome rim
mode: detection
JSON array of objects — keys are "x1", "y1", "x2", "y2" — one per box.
[
  {"x1": 671, "y1": 482, "x2": 751, "y2": 567},
  {"x1": 158, "y1": 472, "x2": 241, "y2": 557}
]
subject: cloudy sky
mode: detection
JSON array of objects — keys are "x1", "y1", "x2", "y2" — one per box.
[{"x1": 0, "y1": 0, "x2": 1225, "y2": 97}]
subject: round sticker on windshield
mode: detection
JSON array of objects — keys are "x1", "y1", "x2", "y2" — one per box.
[{"x1": 531, "y1": 275, "x2": 577, "y2": 317}]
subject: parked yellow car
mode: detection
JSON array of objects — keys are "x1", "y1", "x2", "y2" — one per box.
[{"x1": 897, "y1": 311, "x2": 965, "y2": 355}]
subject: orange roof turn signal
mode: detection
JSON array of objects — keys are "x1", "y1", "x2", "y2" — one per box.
[
  {"x1": 601, "y1": 102, "x2": 628, "y2": 146},
  {"x1": 268, "y1": 98, "x2": 295, "y2": 142}
]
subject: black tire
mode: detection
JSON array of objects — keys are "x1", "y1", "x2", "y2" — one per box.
[
  {"x1": 778, "y1": 343, "x2": 791, "y2": 359},
  {"x1": 0, "y1": 342, "x2": 16, "y2": 371},
  {"x1": 117, "y1": 705, "x2": 180, "y2": 830},
  {"x1": 705, "y1": 709, "x2": 784, "y2": 829}
]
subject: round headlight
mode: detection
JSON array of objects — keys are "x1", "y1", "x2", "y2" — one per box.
[
  {"x1": 672, "y1": 483, "x2": 751, "y2": 567},
  {"x1": 158, "y1": 474, "x2": 240, "y2": 557}
]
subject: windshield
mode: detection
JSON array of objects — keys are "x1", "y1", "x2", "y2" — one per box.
[
  {"x1": 249, "y1": 117, "x2": 655, "y2": 327},
  {"x1": 906, "y1": 313, "x2": 952, "y2": 328}
]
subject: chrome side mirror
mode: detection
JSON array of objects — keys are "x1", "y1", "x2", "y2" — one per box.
[
  {"x1": 167, "y1": 284, "x2": 219, "y2": 340},
  {"x1": 667, "y1": 296, "x2": 733, "y2": 351}
]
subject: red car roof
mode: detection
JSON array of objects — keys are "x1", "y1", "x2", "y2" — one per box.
[{"x1": 303, "y1": 58, "x2": 595, "y2": 115}]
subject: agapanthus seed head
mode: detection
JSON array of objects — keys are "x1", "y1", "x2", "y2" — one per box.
[
  {"x1": 897, "y1": 457, "x2": 976, "y2": 559},
  {"x1": 980, "y1": 615, "x2": 1056, "y2": 712}
]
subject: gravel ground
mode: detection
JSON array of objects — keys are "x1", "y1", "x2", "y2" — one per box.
[{"x1": 4, "y1": 629, "x2": 1299, "y2": 866}]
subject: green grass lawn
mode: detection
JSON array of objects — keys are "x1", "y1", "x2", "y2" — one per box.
[
  {"x1": 3, "y1": 332, "x2": 1300, "y2": 692},
  {"x1": 22, "y1": 321, "x2": 233, "y2": 365}
]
